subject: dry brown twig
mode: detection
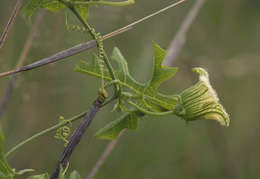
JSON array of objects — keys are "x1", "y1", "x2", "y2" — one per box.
[
  {"x1": 86, "y1": 129, "x2": 126, "y2": 179},
  {"x1": 16, "y1": 12, "x2": 45, "y2": 69},
  {"x1": 0, "y1": 0, "x2": 186, "y2": 79},
  {"x1": 0, "y1": 11, "x2": 45, "y2": 118},
  {"x1": 163, "y1": 0, "x2": 207, "y2": 66},
  {"x1": 0, "y1": 0, "x2": 24, "y2": 49}
]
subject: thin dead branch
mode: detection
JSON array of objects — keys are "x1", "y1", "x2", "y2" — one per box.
[
  {"x1": 50, "y1": 95, "x2": 106, "y2": 179},
  {"x1": 0, "y1": 0, "x2": 24, "y2": 49},
  {"x1": 0, "y1": 40, "x2": 97, "y2": 78},
  {"x1": 86, "y1": 129, "x2": 125, "y2": 179},
  {"x1": 163, "y1": 0, "x2": 207, "y2": 66},
  {"x1": 0, "y1": 11, "x2": 45, "y2": 118},
  {"x1": 0, "y1": 0, "x2": 186, "y2": 79}
]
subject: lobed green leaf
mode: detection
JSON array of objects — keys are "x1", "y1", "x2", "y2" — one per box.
[{"x1": 147, "y1": 42, "x2": 178, "y2": 92}]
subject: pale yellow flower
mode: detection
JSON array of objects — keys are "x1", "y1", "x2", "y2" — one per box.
[{"x1": 174, "y1": 68, "x2": 230, "y2": 127}]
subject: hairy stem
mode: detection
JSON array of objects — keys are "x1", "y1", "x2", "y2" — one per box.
[
  {"x1": 5, "y1": 111, "x2": 87, "y2": 158},
  {"x1": 5, "y1": 92, "x2": 115, "y2": 159},
  {"x1": 128, "y1": 101, "x2": 175, "y2": 116},
  {"x1": 61, "y1": 0, "x2": 109, "y2": 93},
  {"x1": 62, "y1": 0, "x2": 121, "y2": 96},
  {"x1": 103, "y1": 53, "x2": 121, "y2": 102}
]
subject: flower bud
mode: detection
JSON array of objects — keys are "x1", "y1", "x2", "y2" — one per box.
[{"x1": 174, "y1": 68, "x2": 230, "y2": 126}]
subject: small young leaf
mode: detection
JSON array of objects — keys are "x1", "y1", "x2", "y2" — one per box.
[
  {"x1": 24, "y1": 0, "x2": 65, "y2": 18},
  {"x1": 0, "y1": 127, "x2": 15, "y2": 178},
  {"x1": 16, "y1": 169, "x2": 34, "y2": 175},
  {"x1": 41, "y1": 1, "x2": 65, "y2": 13},
  {"x1": 0, "y1": 160, "x2": 14, "y2": 179},
  {"x1": 24, "y1": 0, "x2": 89, "y2": 20},
  {"x1": 75, "y1": 4, "x2": 89, "y2": 20},
  {"x1": 0, "y1": 127, "x2": 4, "y2": 156},
  {"x1": 58, "y1": 173, "x2": 66, "y2": 179},
  {"x1": 27, "y1": 173, "x2": 49, "y2": 179},
  {"x1": 1, "y1": 128, "x2": 33, "y2": 178},
  {"x1": 24, "y1": 0, "x2": 42, "y2": 18},
  {"x1": 111, "y1": 48, "x2": 143, "y2": 85},
  {"x1": 70, "y1": 170, "x2": 82, "y2": 179},
  {"x1": 95, "y1": 111, "x2": 144, "y2": 140}
]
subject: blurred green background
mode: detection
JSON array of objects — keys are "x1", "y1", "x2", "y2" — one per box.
[{"x1": 0, "y1": 0, "x2": 259, "y2": 178}]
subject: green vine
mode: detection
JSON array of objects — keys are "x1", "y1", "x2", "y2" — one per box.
[{"x1": 75, "y1": 43, "x2": 230, "y2": 140}]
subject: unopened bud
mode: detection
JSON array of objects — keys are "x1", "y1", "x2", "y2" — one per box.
[{"x1": 174, "y1": 68, "x2": 230, "y2": 127}]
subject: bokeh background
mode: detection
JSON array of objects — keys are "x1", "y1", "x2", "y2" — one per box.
[{"x1": 0, "y1": 0, "x2": 259, "y2": 178}]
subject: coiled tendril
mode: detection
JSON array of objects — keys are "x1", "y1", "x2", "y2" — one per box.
[
  {"x1": 90, "y1": 27, "x2": 106, "y2": 93},
  {"x1": 54, "y1": 116, "x2": 72, "y2": 147}
]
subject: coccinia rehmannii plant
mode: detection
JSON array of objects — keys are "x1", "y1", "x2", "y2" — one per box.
[{"x1": 0, "y1": 0, "x2": 229, "y2": 178}]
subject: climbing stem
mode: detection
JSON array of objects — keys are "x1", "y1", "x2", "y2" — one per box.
[
  {"x1": 59, "y1": 0, "x2": 107, "y2": 93},
  {"x1": 128, "y1": 101, "x2": 175, "y2": 116},
  {"x1": 5, "y1": 111, "x2": 87, "y2": 158},
  {"x1": 104, "y1": 80, "x2": 121, "y2": 89},
  {"x1": 60, "y1": 0, "x2": 123, "y2": 107},
  {"x1": 103, "y1": 53, "x2": 121, "y2": 99},
  {"x1": 62, "y1": 0, "x2": 121, "y2": 98}
]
